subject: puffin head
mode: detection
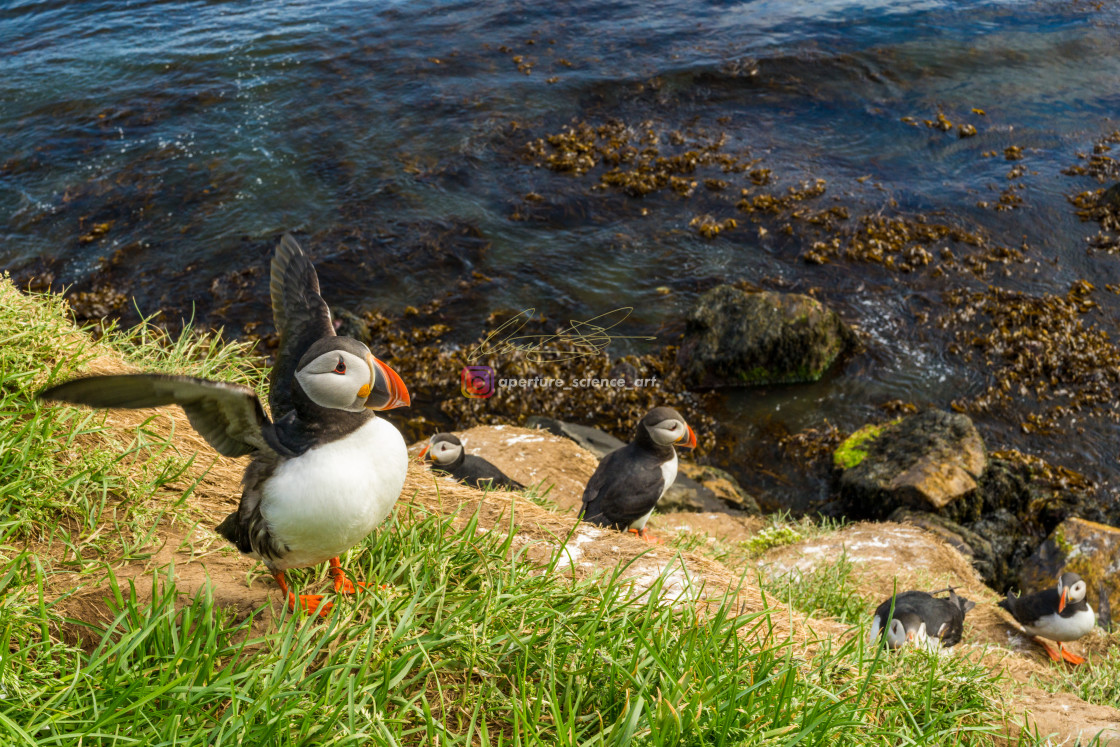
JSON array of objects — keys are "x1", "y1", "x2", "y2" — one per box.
[
  {"x1": 1057, "y1": 572, "x2": 1087, "y2": 613},
  {"x1": 294, "y1": 337, "x2": 410, "y2": 413},
  {"x1": 639, "y1": 406, "x2": 697, "y2": 449},
  {"x1": 886, "y1": 612, "x2": 926, "y2": 649},
  {"x1": 418, "y1": 433, "x2": 464, "y2": 467}
]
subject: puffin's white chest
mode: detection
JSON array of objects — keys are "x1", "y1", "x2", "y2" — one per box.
[
  {"x1": 659, "y1": 451, "x2": 678, "y2": 498},
  {"x1": 629, "y1": 451, "x2": 679, "y2": 531},
  {"x1": 1024, "y1": 606, "x2": 1096, "y2": 642},
  {"x1": 261, "y1": 417, "x2": 407, "y2": 571}
]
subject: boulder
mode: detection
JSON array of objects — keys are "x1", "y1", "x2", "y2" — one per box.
[
  {"x1": 525, "y1": 416, "x2": 625, "y2": 459},
  {"x1": 837, "y1": 410, "x2": 987, "y2": 520},
  {"x1": 677, "y1": 286, "x2": 856, "y2": 388},
  {"x1": 889, "y1": 508, "x2": 1029, "y2": 588},
  {"x1": 1018, "y1": 517, "x2": 1120, "y2": 623},
  {"x1": 678, "y1": 462, "x2": 761, "y2": 515}
]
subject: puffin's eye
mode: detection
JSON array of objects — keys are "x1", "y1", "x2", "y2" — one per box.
[{"x1": 333, "y1": 357, "x2": 346, "y2": 375}]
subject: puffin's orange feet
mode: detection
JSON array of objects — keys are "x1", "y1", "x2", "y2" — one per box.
[
  {"x1": 290, "y1": 593, "x2": 333, "y2": 616},
  {"x1": 627, "y1": 528, "x2": 663, "y2": 544},
  {"x1": 329, "y1": 557, "x2": 368, "y2": 595},
  {"x1": 1059, "y1": 643, "x2": 1086, "y2": 665},
  {"x1": 1033, "y1": 636, "x2": 1064, "y2": 663},
  {"x1": 273, "y1": 571, "x2": 332, "y2": 616}
]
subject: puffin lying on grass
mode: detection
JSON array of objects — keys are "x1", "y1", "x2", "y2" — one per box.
[
  {"x1": 870, "y1": 588, "x2": 974, "y2": 652},
  {"x1": 578, "y1": 406, "x2": 696, "y2": 544},
  {"x1": 418, "y1": 432, "x2": 524, "y2": 491},
  {"x1": 40, "y1": 234, "x2": 411, "y2": 616},
  {"x1": 999, "y1": 572, "x2": 1096, "y2": 665}
]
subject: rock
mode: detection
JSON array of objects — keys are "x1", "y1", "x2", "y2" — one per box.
[
  {"x1": 525, "y1": 416, "x2": 625, "y2": 459},
  {"x1": 659, "y1": 475, "x2": 726, "y2": 513},
  {"x1": 838, "y1": 410, "x2": 987, "y2": 520},
  {"x1": 889, "y1": 509, "x2": 995, "y2": 583},
  {"x1": 1018, "y1": 517, "x2": 1120, "y2": 616},
  {"x1": 333, "y1": 309, "x2": 371, "y2": 344},
  {"x1": 678, "y1": 462, "x2": 761, "y2": 515},
  {"x1": 677, "y1": 285, "x2": 856, "y2": 388}
]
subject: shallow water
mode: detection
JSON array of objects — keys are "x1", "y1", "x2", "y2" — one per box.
[{"x1": 4, "y1": 0, "x2": 1120, "y2": 510}]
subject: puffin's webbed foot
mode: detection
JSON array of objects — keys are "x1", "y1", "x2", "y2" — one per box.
[
  {"x1": 1032, "y1": 636, "x2": 1064, "y2": 663},
  {"x1": 272, "y1": 570, "x2": 333, "y2": 616},
  {"x1": 627, "y1": 528, "x2": 663, "y2": 545},
  {"x1": 329, "y1": 557, "x2": 368, "y2": 595},
  {"x1": 1059, "y1": 642, "x2": 1086, "y2": 665}
]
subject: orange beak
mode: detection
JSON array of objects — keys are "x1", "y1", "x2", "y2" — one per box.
[
  {"x1": 679, "y1": 424, "x2": 697, "y2": 449},
  {"x1": 364, "y1": 354, "x2": 411, "y2": 410},
  {"x1": 417, "y1": 443, "x2": 430, "y2": 462},
  {"x1": 1059, "y1": 587, "x2": 1067, "y2": 613}
]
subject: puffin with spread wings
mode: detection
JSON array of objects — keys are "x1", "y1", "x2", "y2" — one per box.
[{"x1": 39, "y1": 235, "x2": 411, "y2": 615}]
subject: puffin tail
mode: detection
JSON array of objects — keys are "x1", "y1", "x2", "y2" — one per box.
[
  {"x1": 997, "y1": 595, "x2": 1014, "y2": 614},
  {"x1": 215, "y1": 511, "x2": 253, "y2": 555}
]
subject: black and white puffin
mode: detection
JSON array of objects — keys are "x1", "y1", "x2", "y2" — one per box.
[
  {"x1": 417, "y1": 432, "x2": 524, "y2": 491},
  {"x1": 39, "y1": 234, "x2": 411, "y2": 616},
  {"x1": 578, "y1": 406, "x2": 697, "y2": 543},
  {"x1": 870, "y1": 588, "x2": 975, "y2": 652},
  {"x1": 999, "y1": 572, "x2": 1096, "y2": 664}
]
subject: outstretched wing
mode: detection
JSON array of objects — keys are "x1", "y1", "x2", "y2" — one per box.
[
  {"x1": 40, "y1": 374, "x2": 277, "y2": 458},
  {"x1": 269, "y1": 234, "x2": 335, "y2": 420}
]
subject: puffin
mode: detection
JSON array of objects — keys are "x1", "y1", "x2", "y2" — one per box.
[
  {"x1": 999, "y1": 572, "x2": 1096, "y2": 665},
  {"x1": 869, "y1": 588, "x2": 975, "y2": 652},
  {"x1": 39, "y1": 234, "x2": 411, "y2": 616},
  {"x1": 578, "y1": 406, "x2": 697, "y2": 543},
  {"x1": 417, "y1": 432, "x2": 524, "y2": 491}
]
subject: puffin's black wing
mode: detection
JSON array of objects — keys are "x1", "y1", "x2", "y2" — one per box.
[
  {"x1": 999, "y1": 588, "x2": 1060, "y2": 626},
  {"x1": 268, "y1": 234, "x2": 335, "y2": 421},
  {"x1": 39, "y1": 374, "x2": 279, "y2": 458},
  {"x1": 458, "y1": 455, "x2": 524, "y2": 491},
  {"x1": 579, "y1": 445, "x2": 665, "y2": 529}
]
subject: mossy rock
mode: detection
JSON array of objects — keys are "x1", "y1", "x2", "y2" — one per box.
[
  {"x1": 833, "y1": 421, "x2": 898, "y2": 470},
  {"x1": 837, "y1": 410, "x2": 987, "y2": 519},
  {"x1": 677, "y1": 286, "x2": 857, "y2": 389}
]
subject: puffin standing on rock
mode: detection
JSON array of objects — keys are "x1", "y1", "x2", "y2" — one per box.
[
  {"x1": 870, "y1": 588, "x2": 975, "y2": 652},
  {"x1": 999, "y1": 572, "x2": 1096, "y2": 665},
  {"x1": 39, "y1": 235, "x2": 411, "y2": 616},
  {"x1": 418, "y1": 432, "x2": 524, "y2": 491},
  {"x1": 579, "y1": 406, "x2": 697, "y2": 544}
]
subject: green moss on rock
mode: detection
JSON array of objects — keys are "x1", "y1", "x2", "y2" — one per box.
[{"x1": 833, "y1": 421, "x2": 898, "y2": 469}]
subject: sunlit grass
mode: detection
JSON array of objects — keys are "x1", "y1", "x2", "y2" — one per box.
[{"x1": 0, "y1": 279, "x2": 1067, "y2": 745}]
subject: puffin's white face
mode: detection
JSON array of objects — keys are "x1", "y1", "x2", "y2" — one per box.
[
  {"x1": 886, "y1": 619, "x2": 909, "y2": 649},
  {"x1": 429, "y1": 439, "x2": 463, "y2": 466},
  {"x1": 648, "y1": 417, "x2": 697, "y2": 448},
  {"x1": 295, "y1": 349, "x2": 376, "y2": 412},
  {"x1": 1059, "y1": 575, "x2": 1087, "y2": 609}
]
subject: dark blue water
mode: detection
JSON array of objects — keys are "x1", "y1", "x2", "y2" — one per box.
[{"x1": 4, "y1": 0, "x2": 1120, "y2": 507}]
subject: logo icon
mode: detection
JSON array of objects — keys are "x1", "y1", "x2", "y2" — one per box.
[{"x1": 461, "y1": 366, "x2": 495, "y2": 398}]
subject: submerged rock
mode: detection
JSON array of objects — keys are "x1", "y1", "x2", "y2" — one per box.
[
  {"x1": 1018, "y1": 517, "x2": 1120, "y2": 618},
  {"x1": 677, "y1": 285, "x2": 855, "y2": 388},
  {"x1": 838, "y1": 410, "x2": 987, "y2": 520}
]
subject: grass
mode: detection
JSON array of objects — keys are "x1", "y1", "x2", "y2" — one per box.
[
  {"x1": 0, "y1": 280, "x2": 1072, "y2": 745},
  {"x1": 2, "y1": 507, "x2": 1021, "y2": 746},
  {"x1": 762, "y1": 551, "x2": 870, "y2": 626},
  {"x1": 0, "y1": 278, "x2": 262, "y2": 557}
]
